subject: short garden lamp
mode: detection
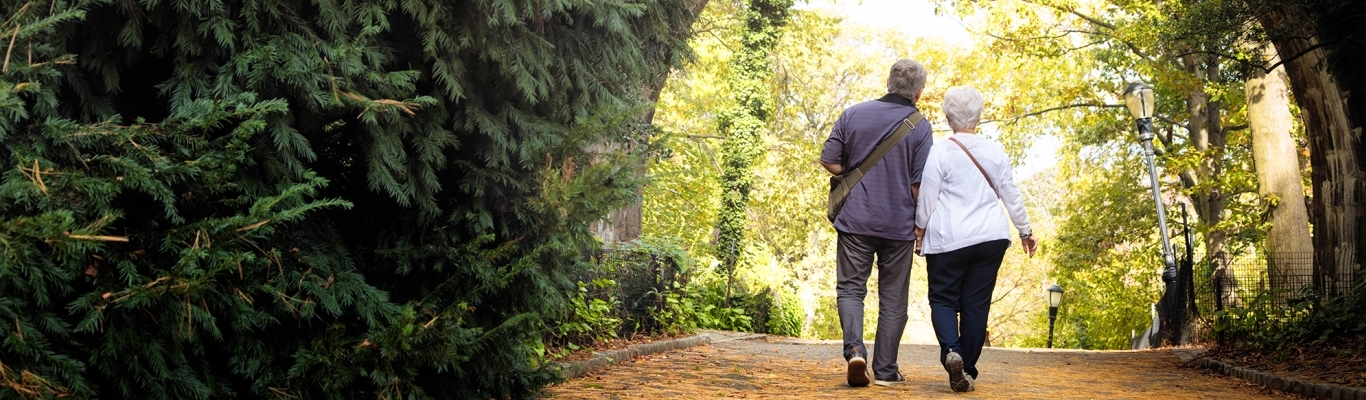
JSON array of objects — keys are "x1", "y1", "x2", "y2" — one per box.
[
  {"x1": 1122, "y1": 82, "x2": 1178, "y2": 284},
  {"x1": 1046, "y1": 284, "x2": 1063, "y2": 348}
]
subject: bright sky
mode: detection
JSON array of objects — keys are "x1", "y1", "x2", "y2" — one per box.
[{"x1": 797, "y1": 0, "x2": 1061, "y2": 180}]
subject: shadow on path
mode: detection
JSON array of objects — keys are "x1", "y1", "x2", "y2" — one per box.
[{"x1": 543, "y1": 335, "x2": 1292, "y2": 399}]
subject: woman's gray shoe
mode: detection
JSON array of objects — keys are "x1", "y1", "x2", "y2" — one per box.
[
  {"x1": 945, "y1": 351, "x2": 971, "y2": 392},
  {"x1": 847, "y1": 356, "x2": 871, "y2": 387}
]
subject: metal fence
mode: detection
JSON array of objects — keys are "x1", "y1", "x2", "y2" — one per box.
[{"x1": 1190, "y1": 252, "x2": 1360, "y2": 345}]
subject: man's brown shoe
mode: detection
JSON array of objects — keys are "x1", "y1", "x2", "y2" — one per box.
[{"x1": 847, "y1": 356, "x2": 871, "y2": 387}]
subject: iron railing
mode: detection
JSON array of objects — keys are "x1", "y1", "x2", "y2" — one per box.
[{"x1": 1190, "y1": 252, "x2": 1360, "y2": 345}]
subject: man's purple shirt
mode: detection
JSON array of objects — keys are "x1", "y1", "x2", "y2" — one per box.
[{"x1": 821, "y1": 94, "x2": 934, "y2": 241}]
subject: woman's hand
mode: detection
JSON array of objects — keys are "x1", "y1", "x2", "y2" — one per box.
[
  {"x1": 914, "y1": 227, "x2": 925, "y2": 256},
  {"x1": 1021, "y1": 236, "x2": 1038, "y2": 257}
]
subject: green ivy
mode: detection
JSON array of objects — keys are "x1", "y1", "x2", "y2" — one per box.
[{"x1": 715, "y1": 0, "x2": 794, "y2": 272}]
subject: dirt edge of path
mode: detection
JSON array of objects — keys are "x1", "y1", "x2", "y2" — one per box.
[{"x1": 556, "y1": 331, "x2": 767, "y2": 379}]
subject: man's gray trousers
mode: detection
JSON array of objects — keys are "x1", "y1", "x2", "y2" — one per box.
[{"x1": 835, "y1": 231, "x2": 913, "y2": 380}]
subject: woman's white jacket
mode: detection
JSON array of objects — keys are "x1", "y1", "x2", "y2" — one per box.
[{"x1": 915, "y1": 133, "x2": 1031, "y2": 254}]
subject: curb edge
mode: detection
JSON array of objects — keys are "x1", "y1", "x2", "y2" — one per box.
[
  {"x1": 1197, "y1": 356, "x2": 1365, "y2": 400},
  {"x1": 556, "y1": 334, "x2": 715, "y2": 380}
]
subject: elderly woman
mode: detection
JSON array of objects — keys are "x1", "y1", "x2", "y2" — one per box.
[{"x1": 914, "y1": 87, "x2": 1037, "y2": 392}]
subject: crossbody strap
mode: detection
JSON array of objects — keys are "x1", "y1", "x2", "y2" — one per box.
[
  {"x1": 947, "y1": 136, "x2": 1000, "y2": 198},
  {"x1": 851, "y1": 111, "x2": 924, "y2": 177}
]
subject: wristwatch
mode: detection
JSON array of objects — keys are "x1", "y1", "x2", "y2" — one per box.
[{"x1": 1019, "y1": 231, "x2": 1033, "y2": 240}]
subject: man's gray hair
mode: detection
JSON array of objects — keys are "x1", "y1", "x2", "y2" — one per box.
[
  {"x1": 886, "y1": 59, "x2": 927, "y2": 100},
  {"x1": 943, "y1": 86, "x2": 984, "y2": 132}
]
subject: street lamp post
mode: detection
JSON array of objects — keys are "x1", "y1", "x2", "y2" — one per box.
[
  {"x1": 1046, "y1": 284, "x2": 1063, "y2": 348},
  {"x1": 1123, "y1": 82, "x2": 1180, "y2": 347},
  {"x1": 1122, "y1": 82, "x2": 1178, "y2": 284}
]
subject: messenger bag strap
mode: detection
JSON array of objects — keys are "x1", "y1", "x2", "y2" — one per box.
[
  {"x1": 852, "y1": 111, "x2": 924, "y2": 177},
  {"x1": 947, "y1": 136, "x2": 1000, "y2": 198}
]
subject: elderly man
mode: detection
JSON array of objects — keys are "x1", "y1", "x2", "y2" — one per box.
[{"x1": 820, "y1": 59, "x2": 934, "y2": 387}]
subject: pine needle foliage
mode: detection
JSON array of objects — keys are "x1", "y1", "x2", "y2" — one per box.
[{"x1": 0, "y1": 0, "x2": 697, "y2": 398}]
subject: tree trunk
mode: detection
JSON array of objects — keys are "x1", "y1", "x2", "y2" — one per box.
[
  {"x1": 1180, "y1": 53, "x2": 1228, "y2": 260},
  {"x1": 590, "y1": 0, "x2": 712, "y2": 246},
  {"x1": 1246, "y1": 43, "x2": 1315, "y2": 292},
  {"x1": 1164, "y1": 51, "x2": 1228, "y2": 347},
  {"x1": 1260, "y1": 4, "x2": 1362, "y2": 297}
]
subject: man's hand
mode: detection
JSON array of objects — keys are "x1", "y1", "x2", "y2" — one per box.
[{"x1": 1021, "y1": 236, "x2": 1038, "y2": 258}]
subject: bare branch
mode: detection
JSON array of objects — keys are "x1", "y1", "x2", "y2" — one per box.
[
  {"x1": 1018, "y1": 0, "x2": 1115, "y2": 29},
  {"x1": 983, "y1": 102, "x2": 1123, "y2": 125},
  {"x1": 959, "y1": 23, "x2": 1076, "y2": 43},
  {"x1": 1062, "y1": 6, "x2": 1116, "y2": 30},
  {"x1": 1154, "y1": 114, "x2": 1187, "y2": 133},
  {"x1": 1169, "y1": 40, "x2": 1339, "y2": 75},
  {"x1": 1179, "y1": 170, "x2": 1199, "y2": 189},
  {"x1": 1150, "y1": 115, "x2": 1191, "y2": 151},
  {"x1": 1015, "y1": 0, "x2": 1157, "y2": 65},
  {"x1": 1169, "y1": 49, "x2": 1252, "y2": 65},
  {"x1": 1260, "y1": 40, "x2": 1340, "y2": 73}
]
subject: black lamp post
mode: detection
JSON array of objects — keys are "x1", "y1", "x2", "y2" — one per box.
[
  {"x1": 1046, "y1": 284, "x2": 1063, "y2": 348},
  {"x1": 1122, "y1": 82, "x2": 1178, "y2": 284}
]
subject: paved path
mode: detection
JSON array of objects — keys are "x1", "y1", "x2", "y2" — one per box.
[{"x1": 542, "y1": 335, "x2": 1291, "y2": 399}]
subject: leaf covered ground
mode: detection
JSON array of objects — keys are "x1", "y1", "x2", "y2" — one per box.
[
  {"x1": 542, "y1": 336, "x2": 1296, "y2": 399},
  {"x1": 1211, "y1": 334, "x2": 1366, "y2": 389}
]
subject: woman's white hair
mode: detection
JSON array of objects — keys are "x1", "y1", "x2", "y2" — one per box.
[
  {"x1": 942, "y1": 87, "x2": 984, "y2": 132},
  {"x1": 887, "y1": 59, "x2": 927, "y2": 100}
]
